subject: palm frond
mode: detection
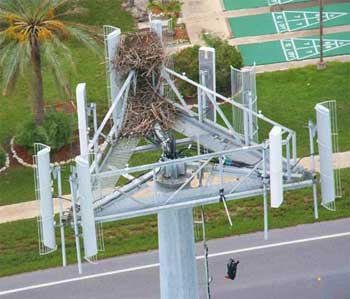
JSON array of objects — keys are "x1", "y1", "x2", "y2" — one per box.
[
  {"x1": 42, "y1": 41, "x2": 71, "y2": 97},
  {"x1": 1, "y1": 40, "x2": 30, "y2": 95},
  {"x1": 0, "y1": 0, "x2": 103, "y2": 100},
  {"x1": 65, "y1": 25, "x2": 102, "y2": 57},
  {"x1": 54, "y1": 7, "x2": 88, "y2": 19}
]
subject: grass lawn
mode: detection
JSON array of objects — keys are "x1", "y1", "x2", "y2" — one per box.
[
  {"x1": 1, "y1": 168, "x2": 349, "y2": 277},
  {"x1": 256, "y1": 62, "x2": 350, "y2": 157},
  {"x1": 219, "y1": 62, "x2": 350, "y2": 157}
]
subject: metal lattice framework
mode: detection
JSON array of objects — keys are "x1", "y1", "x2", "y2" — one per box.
[{"x1": 32, "y1": 24, "x2": 342, "y2": 299}]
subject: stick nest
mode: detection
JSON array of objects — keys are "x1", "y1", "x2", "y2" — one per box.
[
  {"x1": 115, "y1": 31, "x2": 165, "y2": 77},
  {"x1": 114, "y1": 31, "x2": 176, "y2": 137}
]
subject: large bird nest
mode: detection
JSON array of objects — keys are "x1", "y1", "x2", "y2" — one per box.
[{"x1": 114, "y1": 31, "x2": 176, "y2": 137}]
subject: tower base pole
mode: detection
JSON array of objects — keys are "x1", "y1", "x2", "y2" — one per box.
[{"x1": 158, "y1": 208, "x2": 199, "y2": 299}]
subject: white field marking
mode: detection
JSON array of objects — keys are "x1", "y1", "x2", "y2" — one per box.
[
  {"x1": 312, "y1": 39, "x2": 319, "y2": 55},
  {"x1": 283, "y1": 12, "x2": 291, "y2": 32},
  {"x1": 303, "y1": 12, "x2": 310, "y2": 26},
  {"x1": 280, "y1": 40, "x2": 291, "y2": 61},
  {"x1": 272, "y1": 12, "x2": 280, "y2": 33},
  {"x1": 1, "y1": 231, "x2": 350, "y2": 296},
  {"x1": 291, "y1": 38, "x2": 300, "y2": 60},
  {"x1": 293, "y1": 38, "x2": 350, "y2": 60},
  {"x1": 275, "y1": 11, "x2": 347, "y2": 33},
  {"x1": 269, "y1": 0, "x2": 294, "y2": 5}
]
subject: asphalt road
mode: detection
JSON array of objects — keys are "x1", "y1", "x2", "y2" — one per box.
[{"x1": 1, "y1": 218, "x2": 350, "y2": 299}]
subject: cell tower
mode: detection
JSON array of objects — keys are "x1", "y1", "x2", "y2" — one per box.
[{"x1": 34, "y1": 24, "x2": 341, "y2": 299}]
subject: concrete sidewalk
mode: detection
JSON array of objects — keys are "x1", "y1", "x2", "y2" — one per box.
[{"x1": 0, "y1": 198, "x2": 71, "y2": 224}]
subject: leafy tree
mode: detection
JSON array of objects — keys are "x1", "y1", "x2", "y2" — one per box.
[
  {"x1": 174, "y1": 34, "x2": 243, "y2": 96},
  {"x1": 0, "y1": 0, "x2": 100, "y2": 126}
]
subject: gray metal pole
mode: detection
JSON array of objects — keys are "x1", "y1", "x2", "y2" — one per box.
[
  {"x1": 158, "y1": 208, "x2": 199, "y2": 299},
  {"x1": 318, "y1": 0, "x2": 326, "y2": 70},
  {"x1": 308, "y1": 121, "x2": 319, "y2": 219},
  {"x1": 56, "y1": 167, "x2": 67, "y2": 267},
  {"x1": 201, "y1": 207, "x2": 211, "y2": 299},
  {"x1": 262, "y1": 143, "x2": 269, "y2": 240},
  {"x1": 70, "y1": 175, "x2": 83, "y2": 274},
  {"x1": 220, "y1": 156, "x2": 233, "y2": 226}
]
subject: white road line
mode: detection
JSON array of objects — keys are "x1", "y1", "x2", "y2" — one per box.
[
  {"x1": 1, "y1": 231, "x2": 350, "y2": 296},
  {"x1": 0, "y1": 263, "x2": 161, "y2": 297},
  {"x1": 205, "y1": 231, "x2": 350, "y2": 259}
]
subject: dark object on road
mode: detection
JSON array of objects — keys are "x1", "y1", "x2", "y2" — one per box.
[{"x1": 225, "y1": 258, "x2": 239, "y2": 280}]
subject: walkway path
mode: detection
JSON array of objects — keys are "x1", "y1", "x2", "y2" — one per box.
[
  {"x1": 0, "y1": 198, "x2": 71, "y2": 224},
  {"x1": 0, "y1": 151, "x2": 349, "y2": 224}
]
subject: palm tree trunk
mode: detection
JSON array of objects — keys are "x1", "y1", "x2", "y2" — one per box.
[{"x1": 30, "y1": 37, "x2": 44, "y2": 126}]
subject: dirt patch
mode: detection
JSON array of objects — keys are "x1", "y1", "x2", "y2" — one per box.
[
  {"x1": 174, "y1": 25, "x2": 190, "y2": 41},
  {"x1": 45, "y1": 101, "x2": 76, "y2": 114},
  {"x1": 13, "y1": 140, "x2": 80, "y2": 165}
]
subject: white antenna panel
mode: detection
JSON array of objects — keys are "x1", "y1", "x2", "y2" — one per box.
[
  {"x1": 315, "y1": 104, "x2": 336, "y2": 209},
  {"x1": 269, "y1": 126, "x2": 283, "y2": 208},
  {"x1": 199, "y1": 47, "x2": 216, "y2": 122},
  {"x1": 76, "y1": 156, "x2": 98, "y2": 259},
  {"x1": 106, "y1": 27, "x2": 121, "y2": 101},
  {"x1": 76, "y1": 83, "x2": 89, "y2": 158},
  {"x1": 36, "y1": 146, "x2": 56, "y2": 251},
  {"x1": 150, "y1": 20, "x2": 163, "y2": 43}
]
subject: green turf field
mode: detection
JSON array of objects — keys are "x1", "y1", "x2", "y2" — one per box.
[
  {"x1": 229, "y1": 3, "x2": 350, "y2": 38},
  {"x1": 223, "y1": 0, "x2": 308, "y2": 11},
  {"x1": 239, "y1": 32, "x2": 350, "y2": 65}
]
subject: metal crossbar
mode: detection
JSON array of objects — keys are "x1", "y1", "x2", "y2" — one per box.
[
  {"x1": 89, "y1": 71, "x2": 135, "y2": 151},
  {"x1": 93, "y1": 145, "x2": 264, "y2": 180},
  {"x1": 164, "y1": 67, "x2": 297, "y2": 162}
]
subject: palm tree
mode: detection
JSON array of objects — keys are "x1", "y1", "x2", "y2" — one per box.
[{"x1": 0, "y1": 0, "x2": 100, "y2": 125}]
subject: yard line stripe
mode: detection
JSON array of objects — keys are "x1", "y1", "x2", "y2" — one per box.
[{"x1": 1, "y1": 231, "x2": 350, "y2": 296}]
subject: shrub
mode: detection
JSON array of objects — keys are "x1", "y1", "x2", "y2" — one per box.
[
  {"x1": 16, "y1": 111, "x2": 73, "y2": 152},
  {"x1": 42, "y1": 111, "x2": 73, "y2": 151},
  {"x1": 16, "y1": 120, "x2": 48, "y2": 151},
  {"x1": 174, "y1": 34, "x2": 243, "y2": 96},
  {"x1": 0, "y1": 146, "x2": 6, "y2": 168}
]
